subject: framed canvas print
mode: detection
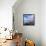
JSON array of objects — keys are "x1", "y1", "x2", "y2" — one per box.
[{"x1": 23, "y1": 14, "x2": 35, "y2": 26}]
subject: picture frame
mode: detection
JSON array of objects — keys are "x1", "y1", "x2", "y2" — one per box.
[{"x1": 23, "y1": 14, "x2": 35, "y2": 26}]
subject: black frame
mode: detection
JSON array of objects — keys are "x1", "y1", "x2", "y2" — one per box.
[{"x1": 23, "y1": 14, "x2": 35, "y2": 26}]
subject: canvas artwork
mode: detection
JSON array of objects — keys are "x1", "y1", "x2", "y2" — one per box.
[{"x1": 23, "y1": 14, "x2": 35, "y2": 26}]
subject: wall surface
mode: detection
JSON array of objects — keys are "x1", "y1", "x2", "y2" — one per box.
[
  {"x1": 13, "y1": 0, "x2": 42, "y2": 46},
  {"x1": 41, "y1": 0, "x2": 46, "y2": 46},
  {"x1": 0, "y1": 0, "x2": 16, "y2": 30}
]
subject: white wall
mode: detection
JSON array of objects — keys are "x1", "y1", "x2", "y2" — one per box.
[
  {"x1": 13, "y1": 0, "x2": 41, "y2": 46},
  {"x1": 41, "y1": 0, "x2": 46, "y2": 46},
  {"x1": 0, "y1": 0, "x2": 16, "y2": 30}
]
